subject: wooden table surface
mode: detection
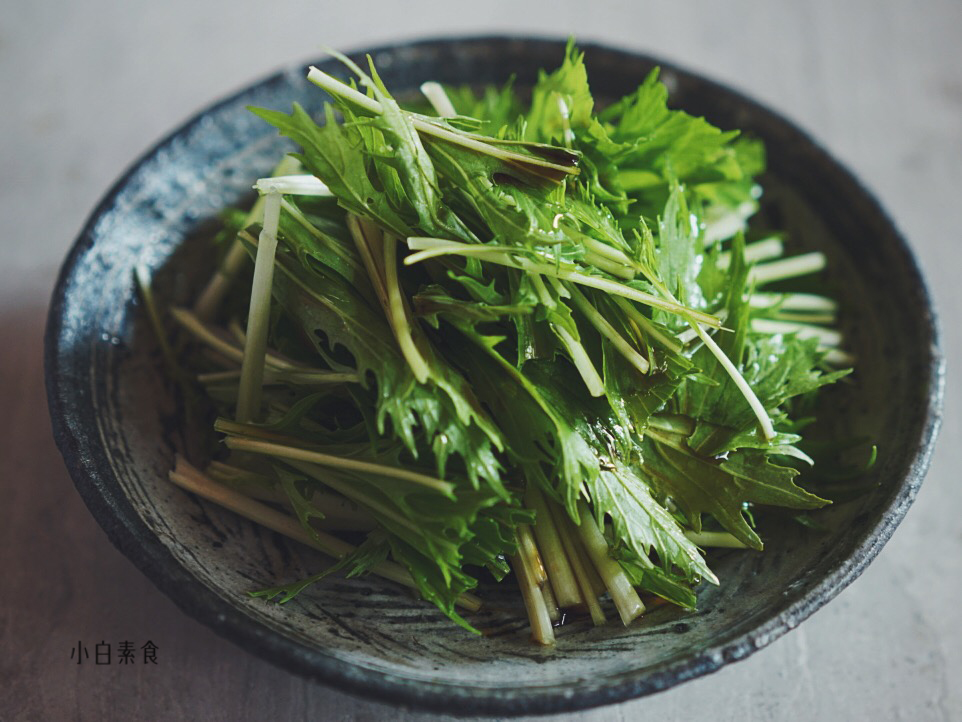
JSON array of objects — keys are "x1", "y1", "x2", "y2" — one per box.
[{"x1": 3, "y1": 1, "x2": 960, "y2": 719}]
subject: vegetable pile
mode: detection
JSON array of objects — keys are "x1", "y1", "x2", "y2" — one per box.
[{"x1": 162, "y1": 42, "x2": 857, "y2": 644}]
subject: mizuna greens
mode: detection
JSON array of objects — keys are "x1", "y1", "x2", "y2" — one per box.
[{"x1": 165, "y1": 43, "x2": 857, "y2": 644}]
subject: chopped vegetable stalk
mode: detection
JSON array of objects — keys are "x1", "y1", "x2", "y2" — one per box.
[
  {"x1": 236, "y1": 190, "x2": 282, "y2": 422},
  {"x1": 404, "y1": 237, "x2": 722, "y2": 326},
  {"x1": 750, "y1": 292, "x2": 838, "y2": 312},
  {"x1": 750, "y1": 252, "x2": 827, "y2": 285},
  {"x1": 420, "y1": 81, "x2": 457, "y2": 117},
  {"x1": 224, "y1": 436, "x2": 456, "y2": 495},
  {"x1": 540, "y1": 578, "x2": 562, "y2": 623},
  {"x1": 510, "y1": 550, "x2": 556, "y2": 646},
  {"x1": 254, "y1": 175, "x2": 332, "y2": 196},
  {"x1": 516, "y1": 523, "x2": 548, "y2": 588},
  {"x1": 193, "y1": 155, "x2": 301, "y2": 320},
  {"x1": 686, "y1": 318, "x2": 776, "y2": 441},
  {"x1": 684, "y1": 531, "x2": 749, "y2": 549},
  {"x1": 751, "y1": 318, "x2": 843, "y2": 347},
  {"x1": 383, "y1": 232, "x2": 432, "y2": 384},
  {"x1": 717, "y1": 236, "x2": 783, "y2": 270},
  {"x1": 575, "y1": 502, "x2": 645, "y2": 625},
  {"x1": 169, "y1": 456, "x2": 480, "y2": 610},
  {"x1": 566, "y1": 281, "x2": 650, "y2": 375},
  {"x1": 550, "y1": 503, "x2": 606, "y2": 625},
  {"x1": 526, "y1": 486, "x2": 582, "y2": 608}
]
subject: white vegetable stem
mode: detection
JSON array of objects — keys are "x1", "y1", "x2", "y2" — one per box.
[
  {"x1": 254, "y1": 175, "x2": 331, "y2": 196},
  {"x1": 526, "y1": 487, "x2": 582, "y2": 609},
  {"x1": 420, "y1": 81, "x2": 457, "y2": 118},
  {"x1": 717, "y1": 237, "x2": 783, "y2": 270},
  {"x1": 550, "y1": 503, "x2": 606, "y2": 625},
  {"x1": 383, "y1": 233, "x2": 431, "y2": 383},
  {"x1": 566, "y1": 282, "x2": 651, "y2": 375},
  {"x1": 307, "y1": 66, "x2": 577, "y2": 178},
  {"x1": 575, "y1": 501, "x2": 645, "y2": 626},
  {"x1": 171, "y1": 306, "x2": 324, "y2": 373},
  {"x1": 687, "y1": 317, "x2": 777, "y2": 440},
  {"x1": 749, "y1": 252, "x2": 826, "y2": 285},
  {"x1": 510, "y1": 551, "x2": 556, "y2": 645},
  {"x1": 612, "y1": 297, "x2": 683, "y2": 353},
  {"x1": 751, "y1": 318, "x2": 843, "y2": 347},
  {"x1": 193, "y1": 155, "x2": 301, "y2": 320},
  {"x1": 236, "y1": 191, "x2": 282, "y2": 423},
  {"x1": 750, "y1": 292, "x2": 838, "y2": 312},
  {"x1": 675, "y1": 309, "x2": 729, "y2": 346},
  {"x1": 168, "y1": 457, "x2": 480, "y2": 611},
  {"x1": 511, "y1": 525, "x2": 556, "y2": 646},
  {"x1": 403, "y1": 237, "x2": 721, "y2": 327},
  {"x1": 224, "y1": 436, "x2": 455, "y2": 495},
  {"x1": 553, "y1": 324, "x2": 605, "y2": 397}
]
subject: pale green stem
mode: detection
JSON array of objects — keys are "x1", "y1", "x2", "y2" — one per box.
[
  {"x1": 686, "y1": 318, "x2": 776, "y2": 440},
  {"x1": 749, "y1": 252, "x2": 826, "y2": 285},
  {"x1": 822, "y1": 348, "x2": 856, "y2": 366},
  {"x1": 529, "y1": 272, "x2": 555, "y2": 308},
  {"x1": 583, "y1": 248, "x2": 636, "y2": 279},
  {"x1": 554, "y1": 324, "x2": 605, "y2": 397},
  {"x1": 540, "y1": 578, "x2": 561, "y2": 623},
  {"x1": 516, "y1": 523, "x2": 548, "y2": 587},
  {"x1": 581, "y1": 237, "x2": 638, "y2": 270},
  {"x1": 134, "y1": 265, "x2": 179, "y2": 374},
  {"x1": 684, "y1": 530, "x2": 749, "y2": 549},
  {"x1": 307, "y1": 66, "x2": 577, "y2": 178},
  {"x1": 750, "y1": 292, "x2": 838, "y2": 312},
  {"x1": 550, "y1": 503, "x2": 606, "y2": 625},
  {"x1": 236, "y1": 191, "x2": 282, "y2": 423},
  {"x1": 717, "y1": 237, "x2": 783, "y2": 270},
  {"x1": 169, "y1": 457, "x2": 480, "y2": 611},
  {"x1": 206, "y1": 461, "x2": 378, "y2": 531},
  {"x1": 224, "y1": 437, "x2": 455, "y2": 495},
  {"x1": 751, "y1": 318, "x2": 842, "y2": 347},
  {"x1": 675, "y1": 309, "x2": 729, "y2": 345},
  {"x1": 383, "y1": 233, "x2": 431, "y2": 383},
  {"x1": 198, "y1": 368, "x2": 359, "y2": 386},
  {"x1": 526, "y1": 487, "x2": 582, "y2": 609},
  {"x1": 703, "y1": 200, "x2": 757, "y2": 244},
  {"x1": 171, "y1": 307, "x2": 246, "y2": 364},
  {"x1": 566, "y1": 282, "x2": 650, "y2": 374},
  {"x1": 511, "y1": 526, "x2": 556, "y2": 646},
  {"x1": 173, "y1": 305, "x2": 324, "y2": 373},
  {"x1": 347, "y1": 215, "x2": 390, "y2": 308},
  {"x1": 532, "y1": 274, "x2": 603, "y2": 395},
  {"x1": 612, "y1": 297, "x2": 683, "y2": 353},
  {"x1": 404, "y1": 237, "x2": 720, "y2": 326},
  {"x1": 574, "y1": 501, "x2": 645, "y2": 626},
  {"x1": 193, "y1": 155, "x2": 301, "y2": 320}
]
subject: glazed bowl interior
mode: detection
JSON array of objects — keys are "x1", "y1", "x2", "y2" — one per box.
[{"x1": 46, "y1": 37, "x2": 942, "y2": 715}]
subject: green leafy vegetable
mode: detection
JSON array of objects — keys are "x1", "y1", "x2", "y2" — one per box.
[{"x1": 167, "y1": 41, "x2": 863, "y2": 643}]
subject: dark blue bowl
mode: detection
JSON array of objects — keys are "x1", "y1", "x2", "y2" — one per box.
[{"x1": 45, "y1": 37, "x2": 944, "y2": 715}]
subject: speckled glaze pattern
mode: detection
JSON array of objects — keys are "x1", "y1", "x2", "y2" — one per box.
[{"x1": 45, "y1": 37, "x2": 943, "y2": 716}]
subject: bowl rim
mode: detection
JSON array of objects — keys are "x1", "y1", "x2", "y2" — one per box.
[{"x1": 45, "y1": 34, "x2": 945, "y2": 716}]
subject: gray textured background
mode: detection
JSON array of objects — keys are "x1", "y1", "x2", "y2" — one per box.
[{"x1": 2, "y1": 1, "x2": 959, "y2": 719}]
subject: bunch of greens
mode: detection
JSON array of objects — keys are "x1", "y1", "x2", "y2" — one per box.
[{"x1": 164, "y1": 42, "x2": 856, "y2": 644}]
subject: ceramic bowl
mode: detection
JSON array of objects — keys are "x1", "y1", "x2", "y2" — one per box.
[{"x1": 45, "y1": 37, "x2": 943, "y2": 715}]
